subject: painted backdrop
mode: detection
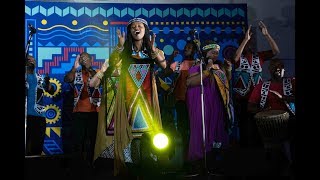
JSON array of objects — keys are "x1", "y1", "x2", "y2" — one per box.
[{"x1": 25, "y1": 1, "x2": 247, "y2": 155}]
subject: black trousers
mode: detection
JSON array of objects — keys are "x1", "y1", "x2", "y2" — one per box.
[
  {"x1": 26, "y1": 115, "x2": 46, "y2": 155},
  {"x1": 70, "y1": 112, "x2": 98, "y2": 165},
  {"x1": 235, "y1": 99, "x2": 262, "y2": 147},
  {"x1": 175, "y1": 100, "x2": 190, "y2": 160}
]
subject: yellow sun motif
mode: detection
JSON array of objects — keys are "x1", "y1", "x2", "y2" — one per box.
[
  {"x1": 72, "y1": 20, "x2": 78, "y2": 25},
  {"x1": 45, "y1": 104, "x2": 61, "y2": 125},
  {"x1": 44, "y1": 78, "x2": 62, "y2": 98},
  {"x1": 41, "y1": 19, "x2": 47, "y2": 25},
  {"x1": 103, "y1": 20, "x2": 108, "y2": 26}
]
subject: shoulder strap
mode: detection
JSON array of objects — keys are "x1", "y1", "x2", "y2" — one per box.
[{"x1": 260, "y1": 81, "x2": 271, "y2": 108}]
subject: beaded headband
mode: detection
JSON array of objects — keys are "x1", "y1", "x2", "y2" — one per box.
[
  {"x1": 202, "y1": 43, "x2": 220, "y2": 51},
  {"x1": 127, "y1": 18, "x2": 148, "y2": 27}
]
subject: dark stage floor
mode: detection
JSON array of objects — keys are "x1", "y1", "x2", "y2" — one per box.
[{"x1": 25, "y1": 146, "x2": 295, "y2": 180}]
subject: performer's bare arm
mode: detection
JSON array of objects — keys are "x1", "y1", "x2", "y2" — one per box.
[
  {"x1": 186, "y1": 71, "x2": 210, "y2": 87},
  {"x1": 89, "y1": 59, "x2": 109, "y2": 88},
  {"x1": 259, "y1": 21, "x2": 280, "y2": 56},
  {"x1": 233, "y1": 25, "x2": 252, "y2": 63},
  {"x1": 150, "y1": 33, "x2": 166, "y2": 69},
  {"x1": 64, "y1": 54, "x2": 80, "y2": 83}
]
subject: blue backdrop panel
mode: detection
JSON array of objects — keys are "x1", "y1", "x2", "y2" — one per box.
[{"x1": 25, "y1": 2, "x2": 247, "y2": 155}]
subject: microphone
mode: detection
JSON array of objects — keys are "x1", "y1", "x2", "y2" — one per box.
[
  {"x1": 28, "y1": 24, "x2": 37, "y2": 34},
  {"x1": 189, "y1": 29, "x2": 200, "y2": 46},
  {"x1": 189, "y1": 29, "x2": 197, "y2": 36}
]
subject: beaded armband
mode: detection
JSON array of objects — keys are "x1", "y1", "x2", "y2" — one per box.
[
  {"x1": 96, "y1": 71, "x2": 104, "y2": 80},
  {"x1": 151, "y1": 48, "x2": 160, "y2": 59},
  {"x1": 114, "y1": 45, "x2": 124, "y2": 53}
]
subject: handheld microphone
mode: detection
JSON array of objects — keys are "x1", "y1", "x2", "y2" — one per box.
[{"x1": 28, "y1": 24, "x2": 37, "y2": 34}]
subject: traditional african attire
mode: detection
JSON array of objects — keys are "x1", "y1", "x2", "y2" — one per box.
[{"x1": 94, "y1": 17, "x2": 163, "y2": 176}]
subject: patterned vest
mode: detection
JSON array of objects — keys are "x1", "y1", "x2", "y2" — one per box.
[
  {"x1": 73, "y1": 68, "x2": 101, "y2": 108},
  {"x1": 233, "y1": 54, "x2": 263, "y2": 97},
  {"x1": 260, "y1": 78, "x2": 295, "y2": 115},
  {"x1": 33, "y1": 73, "x2": 47, "y2": 114}
]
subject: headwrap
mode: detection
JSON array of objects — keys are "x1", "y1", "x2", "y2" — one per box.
[
  {"x1": 202, "y1": 43, "x2": 220, "y2": 51},
  {"x1": 127, "y1": 18, "x2": 148, "y2": 27}
]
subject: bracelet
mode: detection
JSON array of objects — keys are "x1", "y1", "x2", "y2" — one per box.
[
  {"x1": 96, "y1": 71, "x2": 104, "y2": 80},
  {"x1": 157, "y1": 59, "x2": 166, "y2": 63},
  {"x1": 151, "y1": 48, "x2": 160, "y2": 59},
  {"x1": 114, "y1": 45, "x2": 124, "y2": 53}
]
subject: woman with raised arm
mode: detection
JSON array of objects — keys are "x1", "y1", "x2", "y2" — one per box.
[{"x1": 90, "y1": 17, "x2": 167, "y2": 176}]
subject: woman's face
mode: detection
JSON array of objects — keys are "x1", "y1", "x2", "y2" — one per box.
[
  {"x1": 206, "y1": 48, "x2": 219, "y2": 62},
  {"x1": 184, "y1": 43, "x2": 195, "y2": 57},
  {"x1": 130, "y1": 22, "x2": 145, "y2": 41}
]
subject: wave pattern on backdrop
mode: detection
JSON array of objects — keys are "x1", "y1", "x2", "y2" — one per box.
[{"x1": 25, "y1": 2, "x2": 247, "y2": 155}]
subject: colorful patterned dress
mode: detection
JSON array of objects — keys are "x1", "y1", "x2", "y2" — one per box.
[{"x1": 94, "y1": 50, "x2": 162, "y2": 175}]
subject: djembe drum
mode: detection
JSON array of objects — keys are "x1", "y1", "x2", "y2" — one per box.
[{"x1": 254, "y1": 110, "x2": 290, "y2": 149}]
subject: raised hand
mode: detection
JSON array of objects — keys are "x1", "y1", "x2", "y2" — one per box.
[
  {"x1": 74, "y1": 55, "x2": 81, "y2": 69},
  {"x1": 150, "y1": 33, "x2": 157, "y2": 51},
  {"x1": 44, "y1": 73, "x2": 50, "y2": 84},
  {"x1": 116, "y1": 29, "x2": 125, "y2": 48},
  {"x1": 43, "y1": 73, "x2": 54, "y2": 94},
  {"x1": 224, "y1": 58, "x2": 232, "y2": 69},
  {"x1": 245, "y1": 25, "x2": 252, "y2": 41},
  {"x1": 258, "y1": 21, "x2": 269, "y2": 36},
  {"x1": 173, "y1": 50, "x2": 179, "y2": 57},
  {"x1": 101, "y1": 59, "x2": 109, "y2": 73},
  {"x1": 168, "y1": 50, "x2": 179, "y2": 64}
]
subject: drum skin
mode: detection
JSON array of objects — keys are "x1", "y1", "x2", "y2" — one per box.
[{"x1": 254, "y1": 110, "x2": 290, "y2": 145}]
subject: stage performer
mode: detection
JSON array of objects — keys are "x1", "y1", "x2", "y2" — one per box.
[{"x1": 90, "y1": 17, "x2": 167, "y2": 176}]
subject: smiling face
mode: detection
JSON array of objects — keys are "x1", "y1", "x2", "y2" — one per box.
[
  {"x1": 269, "y1": 58, "x2": 285, "y2": 80},
  {"x1": 206, "y1": 48, "x2": 220, "y2": 62},
  {"x1": 79, "y1": 52, "x2": 92, "y2": 67},
  {"x1": 129, "y1": 22, "x2": 146, "y2": 41}
]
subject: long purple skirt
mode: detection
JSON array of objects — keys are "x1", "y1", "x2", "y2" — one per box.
[{"x1": 186, "y1": 65, "x2": 229, "y2": 161}]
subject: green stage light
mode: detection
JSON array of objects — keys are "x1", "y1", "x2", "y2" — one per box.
[{"x1": 153, "y1": 132, "x2": 169, "y2": 150}]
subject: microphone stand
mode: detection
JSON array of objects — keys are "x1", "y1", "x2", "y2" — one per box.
[
  {"x1": 25, "y1": 29, "x2": 36, "y2": 155},
  {"x1": 191, "y1": 31, "x2": 215, "y2": 178}
]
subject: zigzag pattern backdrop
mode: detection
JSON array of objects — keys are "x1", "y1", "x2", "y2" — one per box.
[{"x1": 25, "y1": 1, "x2": 247, "y2": 155}]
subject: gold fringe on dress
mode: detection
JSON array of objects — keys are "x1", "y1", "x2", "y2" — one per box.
[{"x1": 93, "y1": 69, "x2": 162, "y2": 176}]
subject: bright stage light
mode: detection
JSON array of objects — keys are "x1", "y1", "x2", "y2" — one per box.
[
  {"x1": 153, "y1": 132, "x2": 169, "y2": 150},
  {"x1": 138, "y1": 130, "x2": 184, "y2": 176}
]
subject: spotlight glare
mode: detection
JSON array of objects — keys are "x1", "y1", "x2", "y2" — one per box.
[{"x1": 153, "y1": 133, "x2": 169, "y2": 150}]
